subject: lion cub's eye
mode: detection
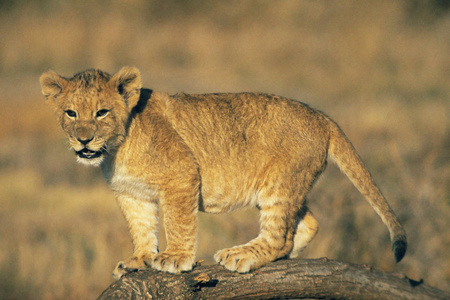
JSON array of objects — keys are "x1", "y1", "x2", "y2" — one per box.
[
  {"x1": 65, "y1": 110, "x2": 77, "y2": 118},
  {"x1": 96, "y1": 109, "x2": 109, "y2": 118}
]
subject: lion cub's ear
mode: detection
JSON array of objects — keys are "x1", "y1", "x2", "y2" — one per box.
[
  {"x1": 40, "y1": 70, "x2": 68, "y2": 100},
  {"x1": 110, "y1": 67, "x2": 142, "y2": 110}
]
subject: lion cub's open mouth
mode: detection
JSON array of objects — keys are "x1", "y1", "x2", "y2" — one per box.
[{"x1": 76, "y1": 148, "x2": 105, "y2": 159}]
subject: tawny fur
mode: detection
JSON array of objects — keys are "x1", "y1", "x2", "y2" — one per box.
[{"x1": 40, "y1": 67, "x2": 407, "y2": 278}]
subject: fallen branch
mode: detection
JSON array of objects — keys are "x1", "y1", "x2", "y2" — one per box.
[{"x1": 98, "y1": 258, "x2": 449, "y2": 299}]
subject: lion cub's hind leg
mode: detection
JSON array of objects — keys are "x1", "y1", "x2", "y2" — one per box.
[
  {"x1": 214, "y1": 197, "x2": 298, "y2": 273},
  {"x1": 289, "y1": 205, "x2": 319, "y2": 258}
]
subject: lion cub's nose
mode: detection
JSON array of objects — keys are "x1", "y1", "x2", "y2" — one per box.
[{"x1": 77, "y1": 137, "x2": 93, "y2": 145}]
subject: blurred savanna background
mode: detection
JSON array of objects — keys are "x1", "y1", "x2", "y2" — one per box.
[{"x1": 0, "y1": 0, "x2": 449, "y2": 298}]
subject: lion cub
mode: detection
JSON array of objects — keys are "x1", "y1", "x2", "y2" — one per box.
[{"x1": 40, "y1": 67, "x2": 407, "y2": 278}]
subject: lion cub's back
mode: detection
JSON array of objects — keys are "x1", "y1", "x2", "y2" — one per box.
[
  {"x1": 165, "y1": 92, "x2": 330, "y2": 167},
  {"x1": 167, "y1": 92, "x2": 329, "y2": 154}
]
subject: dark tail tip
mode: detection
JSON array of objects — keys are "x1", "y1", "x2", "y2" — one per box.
[{"x1": 393, "y1": 236, "x2": 407, "y2": 263}]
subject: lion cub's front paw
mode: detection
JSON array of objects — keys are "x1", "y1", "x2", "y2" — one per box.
[
  {"x1": 112, "y1": 255, "x2": 154, "y2": 280},
  {"x1": 214, "y1": 246, "x2": 264, "y2": 273},
  {"x1": 151, "y1": 251, "x2": 195, "y2": 274}
]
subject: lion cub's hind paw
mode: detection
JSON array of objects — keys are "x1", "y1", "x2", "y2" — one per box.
[
  {"x1": 151, "y1": 251, "x2": 195, "y2": 274},
  {"x1": 112, "y1": 255, "x2": 153, "y2": 280},
  {"x1": 214, "y1": 246, "x2": 263, "y2": 273}
]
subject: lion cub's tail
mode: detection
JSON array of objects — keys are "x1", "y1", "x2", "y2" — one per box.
[{"x1": 327, "y1": 120, "x2": 407, "y2": 263}]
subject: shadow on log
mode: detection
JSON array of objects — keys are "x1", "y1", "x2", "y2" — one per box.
[{"x1": 98, "y1": 258, "x2": 449, "y2": 299}]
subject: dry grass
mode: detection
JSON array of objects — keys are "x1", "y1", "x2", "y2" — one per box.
[{"x1": 0, "y1": 1, "x2": 449, "y2": 298}]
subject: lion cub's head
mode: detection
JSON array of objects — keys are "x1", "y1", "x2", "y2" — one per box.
[{"x1": 40, "y1": 67, "x2": 142, "y2": 166}]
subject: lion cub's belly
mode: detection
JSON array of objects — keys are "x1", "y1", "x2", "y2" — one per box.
[
  {"x1": 199, "y1": 179, "x2": 264, "y2": 213},
  {"x1": 200, "y1": 191, "x2": 259, "y2": 213},
  {"x1": 106, "y1": 163, "x2": 266, "y2": 213}
]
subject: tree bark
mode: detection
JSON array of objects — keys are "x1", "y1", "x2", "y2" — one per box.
[{"x1": 98, "y1": 258, "x2": 449, "y2": 300}]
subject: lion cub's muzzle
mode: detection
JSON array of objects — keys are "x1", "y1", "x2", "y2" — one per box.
[{"x1": 71, "y1": 136, "x2": 107, "y2": 166}]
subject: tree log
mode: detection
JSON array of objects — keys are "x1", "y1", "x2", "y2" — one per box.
[{"x1": 98, "y1": 258, "x2": 449, "y2": 299}]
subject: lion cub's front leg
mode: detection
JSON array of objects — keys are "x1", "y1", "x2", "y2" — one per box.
[
  {"x1": 150, "y1": 186, "x2": 198, "y2": 273},
  {"x1": 113, "y1": 195, "x2": 159, "y2": 279}
]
